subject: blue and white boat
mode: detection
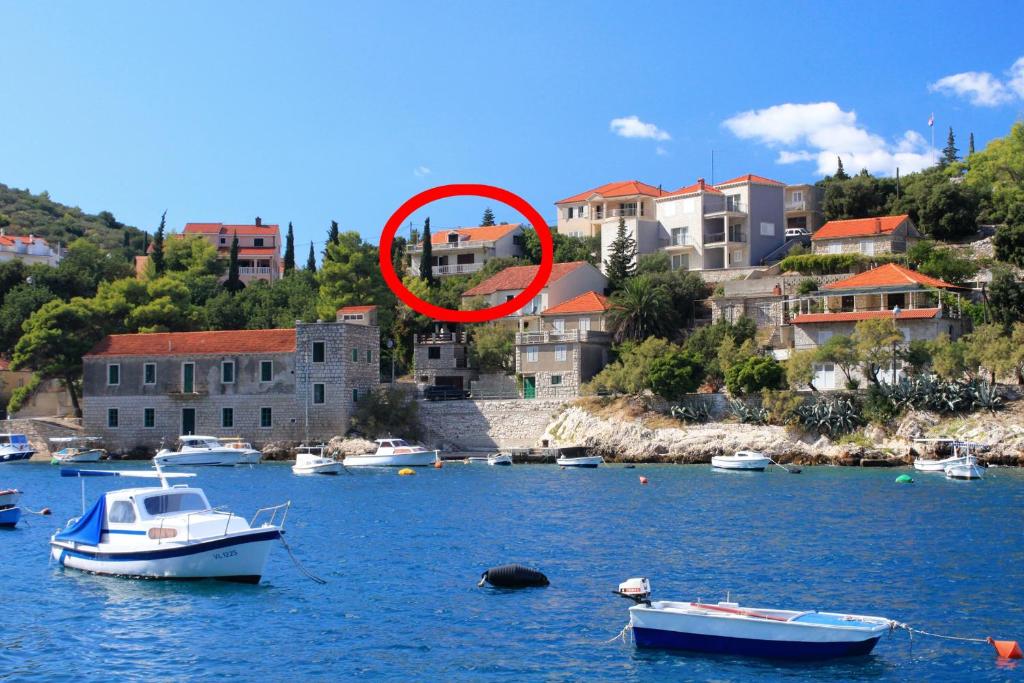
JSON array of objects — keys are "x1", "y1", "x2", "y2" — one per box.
[
  {"x1": 0, "y1": 488, "x2": 21, "y2": 527},
  {"x1": 0, "y1": 433, "x2": 35, "y2": 463},
  {"x1": 616, "y1": 578, "x2": 894, "y2": 659},
  {"x1": 50, "y1": 465, "x2": 289, "y2": 583}
]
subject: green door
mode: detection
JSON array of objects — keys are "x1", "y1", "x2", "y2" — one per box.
[
  {"x1": 183, "y1": 363, "x2": 194, "y2": 393},
  {"x1": 182, "y1": 408, "x2": 196, "y2": 435},
  {"x1": 523, "y1": 376, "x2": 536, "y2": 399}
]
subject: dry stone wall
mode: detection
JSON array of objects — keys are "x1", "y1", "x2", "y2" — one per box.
[{"x1": 418, "y1": 398, "x2": 566, "y2": 450}]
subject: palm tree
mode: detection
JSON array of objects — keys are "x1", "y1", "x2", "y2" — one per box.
[{"x1": 609, "y1": 275, "x2": 672, "y2": 342}]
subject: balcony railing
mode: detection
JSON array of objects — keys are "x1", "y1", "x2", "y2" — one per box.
[
  {"x1": 705, "y1": 230, "x2": 747, "y2": 244},
  {"x1": 433, "y1": 262, "x2": 484, "y2": 275},
  {"x1": 515, "y1": 330, "x2": 612, "y2": 344},
  {"x1": 705, "y1": 201, "x2": 746, "y2": 214},
  {"x1": 239, "y1": 267, "x2": 273, "y2": 276},
  {"x1": 416, "y1": 332, "x2": 469, "y2": 345},
  {"x1": 409, "y1": 240, "x2": 498, "y2": 252},
  {"x1": 785, "y1": 201, "x2": 807, "y2": 211},
  {"x1": 607, "y1": 208, "x2": 639, "y2": 218}
]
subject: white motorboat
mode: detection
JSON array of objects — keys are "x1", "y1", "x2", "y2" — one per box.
[
  {"x1": 616, "y1": 578, "x2": 894, "y2": 659},
  {"x1": 292, "y1": 445, "x2": 343, "y2": 475},
  {"x1": 556, "y1": 455, "x2": 603, "y2": 468},
  {"x1": 0, "y1": 433, "x2": 35, "y2": 463},
  {"x1": 50, "y1": 436, "x2": 106, "y2": 464},
  {"x1": 0, "y1": 488, "x2": 21, "y2": 508},
  {"x1": 488, "y1": 453, "x2": 513, "y2": 466},
  {"x1": 712, "y1": 451, "x2": 770, "y2": 471},
  {"x1": 219, "y1": 438, "x2": 262, "y2": 464},
  {"x1": 50, "y1": 465, "x2": 288, "y2": 583},
  {"x1": 945, "y1": 454, "x2": 984, "y2": 480},
  {"x1": 465, "y1": 456, "x2": 490, "y2": 464},
  {"x1": 342, "y1": 439, "x2": 438, "y2": 467},
  {"x1": 153, "y1": 436, "x2": 243, "y2": 467},
  {"x1": 912, "y1": 438, "x2": 984, "y2": 472}
]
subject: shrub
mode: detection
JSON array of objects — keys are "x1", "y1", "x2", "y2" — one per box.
[
  {"x1": 725, "y1": 355, "x2": 786, "y2": 396},
  {"x1": 350, "y1": 387, "x2": 422, "y2": 440},
  {"x1": 796, "y1": 278, "x2": 819, "y2": 295},
  {"x1": 648, "y1": 349, "x2": 704, "y2": 400},
  {"x1": 761, "y1": 388, "x2": 804, "y2": 425}
]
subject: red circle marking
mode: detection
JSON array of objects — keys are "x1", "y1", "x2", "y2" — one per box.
[{"x1": 378, "y1": 184, "x2": 553, "y2": 323}]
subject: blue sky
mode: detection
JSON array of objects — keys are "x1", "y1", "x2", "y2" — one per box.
[{"x1": 2, "y1": 1, "x2": 1023, "y2": 255}]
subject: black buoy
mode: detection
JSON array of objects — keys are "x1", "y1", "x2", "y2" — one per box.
[{"x1": 478, "y1": 563, "x2": 549, "y2": 588}]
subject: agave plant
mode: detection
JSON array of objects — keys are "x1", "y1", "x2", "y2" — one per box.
[
  {"x1": 968, "y1": 379, "x2": 1003, "y2": 412},
  {"x1": 796, "y1": 394, "x2": 863, "y2": 436},
  {"x1": 670, "y1": 399, "x2": 712, "y2": 424},
  {"x1": 730, "y1": 399, "x2": 769, "y2": 425}
]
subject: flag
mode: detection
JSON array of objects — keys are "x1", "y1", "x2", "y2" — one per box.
[{"x1": 928, "y1": 113, "x2": 934, "y2": 127}]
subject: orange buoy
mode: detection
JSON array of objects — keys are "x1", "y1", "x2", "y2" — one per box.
[
  {"x1": 41, "y1": 508, "x2": 52, "y2": 515},
  {"x1": 988, "y1": 637, "x2": 1023, "y2": 659},
  {"x1": 434, "y1": 459, "x2": 443, "y2": 469},
  {"x1": 639, "y1": 476, "x2": 648, "y2": 485}
]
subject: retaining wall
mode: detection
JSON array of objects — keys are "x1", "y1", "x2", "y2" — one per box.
[{"x1": 418, "y1": 398, "x2": 567, "y2": 450}]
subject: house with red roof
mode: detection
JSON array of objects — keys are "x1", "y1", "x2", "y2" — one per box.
[
  {"x1": 0, "y1": 229, "x2": 62, "y2": 267},
  {"x1": 811, "y1": 214, "x2": 920, "y2": 256},
  {"x1": 461, "y1": 261, "x2": 607, "y2": 322},
  {"x1": 785, "y1": 263, "x2": 966, "y2": 388},
  {"x1": 80, "y1": 309, "x2": 380, "y2": 451},
  {"x1": 407, "y1": 223, "x2": 524, "y2": 278},
  {"x1": 784, "y1": 184, "x2": 825, "y2": 235},
  {"x1": 178, "y1": 218, "x2": 283, "y2": 283}
]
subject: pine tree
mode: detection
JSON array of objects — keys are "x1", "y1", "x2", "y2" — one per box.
[
  {"x1": 420, "y1": 217, "x2": 434, "y2": 287},
  {"x1": 326, "y1": 220, "x2": 340, "y2": 250},
  {"x1": 969, "y1": 132, "x2": 975, "y2": 156},
  {"x1": 604, "y1": 217, "x2": 637, "y2": 289},
  {"x1": 151, "y1": 211, "x2": 166, "y2": 275},
  {"x1": 481, "y1": 207, "x2": 496, "y2": 226},
  {"x1": 224, "y1": 232, "x2": 244, "y2": 292},
  {"x1": 942, "y1": 127, "x2": 959, "y2": 166},
  {"x1": 834, "y1": 156, "x2": 849, "y2": 180},
  {"x1": 306, "y1": 243, "x2": 317, "y2": 272},
  {"x1": 283, "y1": 222, "x2": 296, "y2": 273}
]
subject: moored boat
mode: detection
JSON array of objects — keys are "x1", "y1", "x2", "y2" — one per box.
[
  {"x1": 913, "y1": 439, "x2": 985, "y2": 472},
  {"x1": 292, "y1": 445, "x2": 342, "y2": 475},
  {"x1": 50, "y1": 436, "x2": 106, "y2": 464},
  {"x1": 153, "y1": 435, "x2": 243, "y2": 467},
  {"x1": 488, "y1": 453, "x2": 513, "y2": 466},
  {"x1": 616, "y1": 578, "x2": 893, "y2": 659},
  {"x1": 219, "y1": 438, "x2": 262, "y2": 464},
  {"x1": 343, "y1": 439, "x2": 438, "y2": 467},
  {"x1": 945, "y1": 454, "x2": 984, "y2": 480},
  {"x1": 50, "y1": 465, "x2": 288, "y2": 583},
  {"x1": 0, "y1": 488, "x2": 21, "y2": 508},
  {"x1": 0, "y1": 488, "x2": 21, "y2": 527},
  {"x1": 0, "y1": 433, "x2": 35, "y2": 463},
  {"x1": 712, "y1": 451, "x2": 770, "y2": 471},
  {"x1": 554, "y1": 445, "x2": 602, "y2": 468}
]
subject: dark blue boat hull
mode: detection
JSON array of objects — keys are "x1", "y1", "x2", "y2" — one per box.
[{"x1": 633, "y1": 627, "x2": 881, "y2": 660}]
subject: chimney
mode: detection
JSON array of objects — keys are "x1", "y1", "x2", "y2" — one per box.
[
  {"x1": 255, "y1": 216, "x2": 262, "y2": 226},
  {"x1": 874, "y1": 218, "x2": 881, "y2": 234}
]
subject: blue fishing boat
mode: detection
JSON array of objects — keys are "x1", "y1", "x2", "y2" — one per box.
[
  {"x1": 0, "y1": 433, "x2": 34, "y2": 463},
  {"x1": 0, "y1": 488, "x2": 21, "y2": 527}
]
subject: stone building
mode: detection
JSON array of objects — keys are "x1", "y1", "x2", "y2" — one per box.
[
  {"x1": 81, "y1": 311, "x2": 380, "y2": 451},
  {"x1": 811, "y1": 214, "x2": 920, "y2": 255},
  {"x1": 412, "y1": 328, "x2": 476, "y2": 390}
]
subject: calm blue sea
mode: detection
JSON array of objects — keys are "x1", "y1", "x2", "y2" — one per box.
[{"x1": 1, "y1": 462, "x2": 1022, "y2": 681}]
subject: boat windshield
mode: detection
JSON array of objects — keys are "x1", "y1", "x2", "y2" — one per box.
[
  {"x1": 143, "y1": 492, "x2": 209, "y2": 516},
  {"x1": 181, "y1": 438, "x2": 219, "y2": 449}
]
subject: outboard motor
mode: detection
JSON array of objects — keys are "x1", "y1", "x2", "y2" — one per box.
[
  {"x1": 616, "y1": 577, "x2": 652, "y2": 605},
  {"x1": 478, "y1": 563, "x2": 549, "y2": 588}
]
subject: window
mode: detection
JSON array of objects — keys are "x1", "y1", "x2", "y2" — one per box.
[
  {"x1": 828, "y1": 243, "x2": 842, "y2": 255},
  {"x1": 143, "y1": 363, "x2": 156, "y2": 385},
  {"x1": 729, "y1": 250, "x2": 744, "y2": 265},
  {"x1": 107, "y1": 364, "x2": 120, "y2": 386},
  {"x1": 792, "y1": 190, "x2": 803, "y2": 203},
  {"x1": 107, "y1": 408, "x2": 119, "y2": 428},
  {"x1": 726, "y1": 195, "x2": 741, "y2": 212},
  {"x1": 760, "y1": 222, "x2": 776, "y2": 236},
  {"x1": 555, "y1": 345, "x2": 567, "y2": 362},
  {"x1": 352, "y1": 388, "x2": 359, "y2": 402},
  {"x1": 671, "y1": 227, "x2": 688, "y2": 246},
  {"x1": 817, "y1": 330, "x2": 833, "y2": 345},
  {"x1": 144, "y1": 492, "x2": 207, "y2": 516},
  {"x1": 182, "y1": 363, "x2": 195, "y2": 393},
  {"x1": 551, "y1": 375, "x2": 563, "y2": 385},
  {"x1": 579, "y1": 317, "x2": 591, "y2": 333},
  {"x1": 254, "y1": 237, "x2": 264, "y2": 247},
  {"x1": 222, "y1": 407, "x2": 233, "y2": 428},
  {"x1": 143, "y1": 408, "x2": 155, "y2": 428},
  {"x1": 313, "y1": 383, "x2": 325, "y2": 404},
  {"x1": 860, "y1": 240, "x2": 875, "y2": 256},
  {"x1": 671, "y1": 253, "x2": 690, "y2": 271},
  {"x1": 366, "y1": 349, "x2": 373, "y2": 363},
  {"x1": 221, "y1": 361, "x2": 235, "y2": 384},
  {"x1": 109, "y1": 501, "x2": 136, "y2": 523},
  {"x1": 260, "y1": 407, "x2": 272, "y2": 428},
  {"x1": 351, "y1": 348, "x2": 359, "y2": 362},
  {"x1": 567, "y1": 207, "x2": 574, "y2": 219},
  {"x1": 552, "y1": 319, "x2": 565, "y2": 333},
  {"x1": 427, "y1": 347, "x2": 441, "y2": 359},
  {"x1": 260, "y1": 360, "x2": 273, "y2": 382},
  {"x1": 526, "y1": 346, "x2": 538, "y2": 363},
  {"x1": 312, "y1": 341, "x2": 325, "y2": 363}
]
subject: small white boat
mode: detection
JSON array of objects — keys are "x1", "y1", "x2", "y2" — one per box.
[
  {"x1": 153, "y1": 436, "x2": 243, "y2": 467},
  {"x1": 292, "y1": 445, "x2": 343, "y2": 475},
  {"x1": 50, "y1": 436, "x2": 106, "y2": 464},
  {"x1": 0, "y1": 488, "x2": 21, "y2": 508},
  {"x1": 616, "y1": 578, "x2": 893, "y2": 659},
  {"x1": 556, "y1": 455, "x2": 604, "y2": 468},
  {"x1": 465, "y1": 456, "x2": 490, "y2": 465},
  {"x1": 913, "y1": 438, "x2": 984, "y2": 472},
  {"x1": 343, "y1": 439, "x2": 438, "y2": 467},
  {"x1": 51, "y1": 465, "x2": 288, "y2": 583},
  {"x1": 712, "y1": 451, "x2": 770, "y2": 471},
  {"x1": 945, "y1": 454, "x2": 984, "y2": 480},
  {"x1": 488, "y1": 453, "x2": 513, "y2": 466},
  {"x1": 0, "y1": 433, "x2": 35, "y2": 463},
  {"x1": 219, "y1": 438, "x2": 262, "y2": 464}
]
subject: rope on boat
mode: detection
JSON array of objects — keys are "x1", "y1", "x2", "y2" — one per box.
[
  {"x1": 605, "y1": 623, "x2": 632, "y2": 644},
  {"x1": 279, "y1": 534, "x2": 327, "y2": 585},
  {"x1": 903, "y1": 625, "x2": 989, "y2": 644}
]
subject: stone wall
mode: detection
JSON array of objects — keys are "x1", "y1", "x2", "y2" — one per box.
[
  {"x1": 418, "y1": 398, "x2": 567, "y2": 450},
  {"x1": 3, "y1": 417, "x2": 83, "y2": 460}
]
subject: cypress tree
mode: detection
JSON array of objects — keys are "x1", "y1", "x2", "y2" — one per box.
[
  {"x1": 604, "y1": 217, "x2": 637, "y2": 289},
  {"x1": 834, "y1": 157, "x2": 849, "y2": 180},
  {"x1": 224, "y1": 232, "x2": 244, "y2": 292},
  {"x1": 969, "y1": 132, "x2": 975, "y2": 156},
  {"x1": 481, "y1": 207, "x2": 496, "y2": 226},
  {"x1": 327, "y1": 220, "x2": 340, "y2": 247},
  {"x1": 122, "y1": 231, "x2": 130, "y2": 248},
  {"x1": 306, "y1": 243, "x2": 317, "y2": 272},
  {"x1": 942, "y1": 127, "x2": 959, "y2": 166},
  {"x1": 143, "y1": 231, "x2": 149, "y2": 251},
  {"x1": 151, "y1": 211, "x2": 166, "y2": 275},
  {"x1": 420, "y1": 217, "x2": 434, "y2": 286},
  {"x1": 284, "y1": 222, "x2": 296, "y2": 273}
]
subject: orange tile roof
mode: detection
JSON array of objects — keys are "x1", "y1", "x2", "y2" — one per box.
[
  {"x1": 0, "y1": 233, "x2": 52, "y2": 248},
  {"x1": 658, "y1": 178, "x2": 723, "y2": 199},
  {"x1": 337, "y1": 305, "x2": 377, "y2": 314},
  {"x1": 556, "y1": 180, "x2": 665, "y2": 204},
  {"x1": 824, "y1": 263, "x2": 957, "y2": 290},
  {"x1": 86, "y1": 329, "x2": 296, "y2": 357},
  {"x1": 792, "y1": 308, "x2": 940, "y2": 324},
  {"x1": 183, "y1": 222, "x2": 281, "y2": 236},
  {"x1": 812, "y1": 215, "x2": 910, "y2": 240},
  {"x1": 715, "y1": 174, "x2": 785, "y2": 188},
  {"x1": 462, "y1": 261, "x2": 589, "y2": 297},
  {"x1": 232, "y1": 247, "x2": 280, "y2": 256},
  {"x1": 429, "y1": 224, "x2": 520, "y2": 245},
  {"x1": 541, "y1": 291, "x2": 610, "y2": 316}
]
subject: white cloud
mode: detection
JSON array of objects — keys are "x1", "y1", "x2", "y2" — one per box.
[
  {"x1": 655, "y1": 146, "x2": 669, "y2": 156},
  {"x1": 610, "y1": 115, "x2": 671, "y2": 141},
  {"x1": 722, "y1": 101, "x2": 937, "y2": 176},
  {"x1": 929, "y1": 56, "x2": 1024, "y2": 106},
  {"x1": 413, "y1": 165, "x2": 431, "y2": 177}
]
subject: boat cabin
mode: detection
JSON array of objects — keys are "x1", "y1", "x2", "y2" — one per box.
[
  {"x1": 0, "y1": 433, "x2": 30, "y2": 448},
  {"x1": 106, "y1": 487, "x2": 212, "y2": 525},
  {"x1": 177, "y1": 436, "x2": 223, "y2": 450}
]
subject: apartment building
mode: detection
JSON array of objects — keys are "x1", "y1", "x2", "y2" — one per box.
[
  {"x1": 784, "y1": 184, "x2": 825, "y2": 234},
  {"x1": 0, "y1": 230, "x2": 62, "y2": 266},
  {"x1": 811, "y1": 215, "x2": 920, "y2": 256},
  {"x1": 407, "y1": 223, "x2": 524, "y2": 278},
  {"x1": 412, "y1": 328, "x2": 476, "y2": 390},
  {"x1": 515, "y1": 291, "x2": 612, "y2": 398},
  {"x1": 179, "y1": 219, "x2": 282, "y2": 283},
  {"x1": 81, "y1": 310, "x2": 379, "y2": 451}
]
